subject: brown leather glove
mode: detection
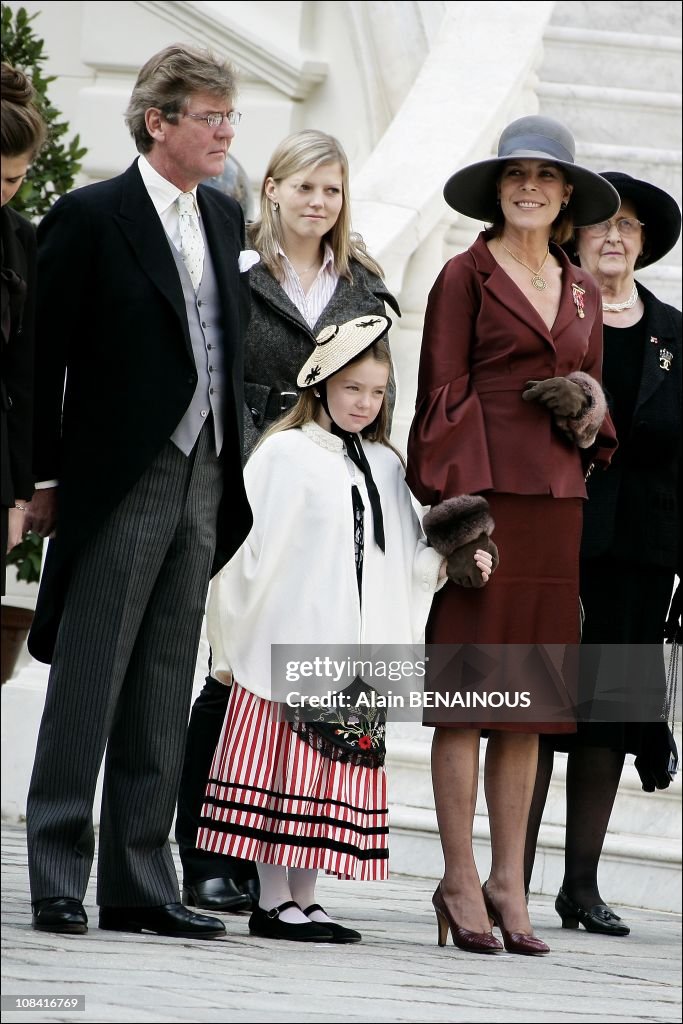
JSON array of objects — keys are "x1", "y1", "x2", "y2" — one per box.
[
  {"x1": 446, "y1": 533, "x2": 499, "y2": 588},
  {"x1": 522, "y1": 378, "x2": 587, "y2": 418}
]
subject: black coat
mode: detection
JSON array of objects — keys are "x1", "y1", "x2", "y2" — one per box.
[
  {"x1": 581, "y1": 282, "x2": 681, "y2": 570},
  {"x1": 242, "y1": 258, "x2": 400, "y2": 453},
  {"x1": 1, "y1": 204, "x2": 36, "y2": 508},
  {"x1": 29, "y1": 161, "x2": 252, "y2": 662}
]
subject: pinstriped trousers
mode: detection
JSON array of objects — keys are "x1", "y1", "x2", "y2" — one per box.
[{"x1": 26, "y1": 424, "x2": 223, "y2": 907}]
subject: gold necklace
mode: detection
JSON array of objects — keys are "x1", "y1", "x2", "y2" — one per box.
[
  {"x1": 499, "y1": 240, "x2": 550, "y2": 291},
  {"x1": 291, "y1": 256, "x2": 320, "y2": 278}
]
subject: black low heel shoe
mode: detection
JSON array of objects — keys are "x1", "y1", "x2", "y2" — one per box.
[
  {"x1": 249, "y1": 901, "x2": 334, "y2": 942},
  {"x1": 303, "y1": 903, "x2": 362, "y2": 943},
  {"x1": 555, "y1": 889, "x2": 630, "y2": 936},
  {"x1": 99, "y1": 903, "x2": 226, "y2": 938}
]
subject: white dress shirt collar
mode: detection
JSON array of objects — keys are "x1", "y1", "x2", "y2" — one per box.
[{"x1": 137, "y1": 155, "x2": 199, "y2": 217}]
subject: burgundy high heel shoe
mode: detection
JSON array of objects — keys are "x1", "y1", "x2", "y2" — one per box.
[
  {"x1": 432, "y1": 883, "x2": 503, "y2": 954},
  {"x1": 482, "y1": 883, "x2": 550, "y2": 956}
]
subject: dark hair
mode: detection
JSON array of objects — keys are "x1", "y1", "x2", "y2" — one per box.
[
  {"x1": 125, "y1": 44, "x2": 237, "y2": 154},
  {"x1": 1, "y1": 63, "x2": 47, "y2": 159}
]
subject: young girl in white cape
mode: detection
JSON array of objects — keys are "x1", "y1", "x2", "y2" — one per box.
[{"x1": 196, "y1": 315, "x2": 494, "y2": 942}]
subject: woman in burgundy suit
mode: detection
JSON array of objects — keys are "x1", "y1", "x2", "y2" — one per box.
[{"x1": 407, "y1": 116, "x2": 619, "y2": 956}]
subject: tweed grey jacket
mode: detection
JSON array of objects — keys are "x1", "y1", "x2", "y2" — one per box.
[{"x1": 243, "y1": 257, "x2": 400, "y2": 454}]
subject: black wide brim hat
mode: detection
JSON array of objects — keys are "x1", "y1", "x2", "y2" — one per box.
[
  {"x1": 443, "y1": 115, "x2": 620, "y2": 228},
  {"x1": 598, "y1": 171, "x2": 681, "y2": 267}
]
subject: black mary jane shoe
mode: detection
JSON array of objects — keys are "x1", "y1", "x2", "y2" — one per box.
[
  {"x1": 303, "y1": 903, "x2": 362, "y2": 943},
  {"x1": 249, "y1": 901, "x2": 333, "y2": 942},
  {"x1": 182, "y1": 877, "x2": 251, "y2": 913},
  {"x1": 99, "y1": 902, "x2": 226, "y2": 938},
  {"x1": 555, "y1": 888, "x2": 630, "y2": 936},
  {"x1": 32, "y1": 897, "x2": 88, "y2": 935}
]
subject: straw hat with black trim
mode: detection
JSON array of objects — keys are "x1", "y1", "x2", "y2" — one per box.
[
  {"x1": 443, "y1": 115, "x2": 620, "y2": 228},
  {"x1": 596, "y1": 172, "x2": 681, "y2": 267},
  {"x1": 297, "y1": 314, "x2": 391, "y2": 388}
]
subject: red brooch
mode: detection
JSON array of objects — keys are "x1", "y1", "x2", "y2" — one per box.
[{"x1": 571, "y1": 284, "x2": 586, "y2": 319}]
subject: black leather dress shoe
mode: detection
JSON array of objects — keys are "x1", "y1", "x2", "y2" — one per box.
[
  {"x1": 32, "y1": 898, "x2": 88, "y2": 935},
  {"x1": 555, "y1": 888, "x2": 630, "y2": 936},
  {"x1": 99, "y1": 902, "x2": 226, "y2": 938},
  {"x1": 240, "y1": 877, "x2": 260, "y2": 912},
  {"x1": 182, "y1": 877, "x2": 251, "y2": 913},
  {"x1": 249, "y1": 901, "x2": 333, "y2": 942}
]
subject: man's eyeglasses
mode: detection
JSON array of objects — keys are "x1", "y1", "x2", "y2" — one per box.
[
  {"x1": 183, "y1": 111, "x2": 242, "y2": 128},
  {"x1": 584, "y1": 217, "x2": 644, "y2": 238}
]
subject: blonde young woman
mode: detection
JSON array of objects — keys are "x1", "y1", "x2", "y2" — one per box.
[{"x1": 176, "y1": 130, "x2": 400, "y2": 912}]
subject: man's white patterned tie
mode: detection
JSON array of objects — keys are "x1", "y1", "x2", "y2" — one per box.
[{"x1": 176, "y1": 192, "x2": 204, "y2": 291}]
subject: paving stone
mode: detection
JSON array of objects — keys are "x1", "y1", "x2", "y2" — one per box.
[{"x1": 1, "y1": 824, "x2": 680, "y2": 1023}]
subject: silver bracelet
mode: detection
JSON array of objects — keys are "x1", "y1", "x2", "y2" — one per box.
[{"x1": 14, "y1": 502, "x2": 28, "y2": 511}]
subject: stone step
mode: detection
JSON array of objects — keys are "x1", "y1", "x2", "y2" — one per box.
[
  {"x1": 575, "y1": 141, "x2": 681, "y2": 207},
  {"x1": 542, "y1": 25, "x2": 681, "y2": 93},
  {"x1": 386, "y1": 737, "x2": 682, "y2": 913},
  {"x1": 549, "y1": 0, "x2": 681, "y2": 37},
  {"x1": 538, "y1": 81, "x2": 682, "y2": 149}
]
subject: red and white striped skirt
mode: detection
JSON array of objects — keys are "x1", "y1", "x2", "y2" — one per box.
[{"x1": 197, "y1": 682, "x2": 389, "y2": 880}]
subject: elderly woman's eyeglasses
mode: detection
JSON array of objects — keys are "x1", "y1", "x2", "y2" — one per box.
[
  {"x1": 584, "y1": 217, "x2": 644, "y2": 237},
  {"x1": 183, "y1": 111, "x2": 242, "y2": 128}
]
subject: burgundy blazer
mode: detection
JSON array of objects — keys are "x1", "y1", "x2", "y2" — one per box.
[{"x1": 407, "y1": 232, "x2": 617, "y2": 505}]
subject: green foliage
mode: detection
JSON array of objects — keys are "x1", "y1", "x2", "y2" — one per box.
[
  {"x1": 6, "y1": 530, "x2": 42, "y2": 583},
  {"x1": 1, "y1": 3, "x2": 87, "y2": 218},
  {"x1": 2, "y1": 5, "x2": 88, "y2": 584}
]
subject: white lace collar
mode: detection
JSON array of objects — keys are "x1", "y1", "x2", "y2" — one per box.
[{"x1": 301, "y1": 421, "x2": 345, "y2": 452}]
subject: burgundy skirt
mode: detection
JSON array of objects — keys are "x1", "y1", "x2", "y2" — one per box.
[{"x1": 425, "y1": 493, "x2": 582, "y2": 733}]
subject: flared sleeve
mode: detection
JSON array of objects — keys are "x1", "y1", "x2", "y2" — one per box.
[{"x1": 406, "y1": 257, "x2": 494, "y2": 506}]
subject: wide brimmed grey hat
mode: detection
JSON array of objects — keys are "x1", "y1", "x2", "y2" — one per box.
[
  {"x1": 597, "y1": 172, "x2": 681, "y2": 267},
  {"x1": 443, "y1": 115, "x2": 620, "y2": 228},
  {"x1": 297, "y1": 314, "x2": 391, "y2": 388}
]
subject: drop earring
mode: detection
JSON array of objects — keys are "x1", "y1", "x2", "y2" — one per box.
[
  {"x1": 560, "y1": 201, "x2": 568, "y2": 210},
  {"x1": 271, "y1": 201, "x2": 279, "y2": 213}
]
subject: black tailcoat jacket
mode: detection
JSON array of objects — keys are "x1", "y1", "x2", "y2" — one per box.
[{"x1": 29, "y1": 161, "x2": 252, "y2": 662}]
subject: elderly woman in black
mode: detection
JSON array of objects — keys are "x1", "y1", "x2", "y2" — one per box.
[{"x1": 525, "y1": 173, "x2": 682, "y2": 936}]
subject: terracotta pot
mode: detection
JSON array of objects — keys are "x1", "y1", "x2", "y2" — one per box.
[{"x1": 1, "y1": 605, "x2": 34, "y2": 685}]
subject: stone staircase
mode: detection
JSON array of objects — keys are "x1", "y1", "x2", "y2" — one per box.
[{"x1": 539, "y1": 2, "x2": 682, "y2": 306}]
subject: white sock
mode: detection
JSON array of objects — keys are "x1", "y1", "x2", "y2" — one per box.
[
  {"x1": 288, "y1": 868, "x2": 334, "y2": 923},
  {"x1": 256, "y1": 863, "x2": 309, "y2": 924}
]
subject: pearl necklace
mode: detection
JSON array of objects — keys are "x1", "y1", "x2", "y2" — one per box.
[
  {"x1": 602, "y1": 283, "x2": 638, "y2": 313},
  {"x1": 499, "y1": 241, "x2": 551, "y2": 290}
]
